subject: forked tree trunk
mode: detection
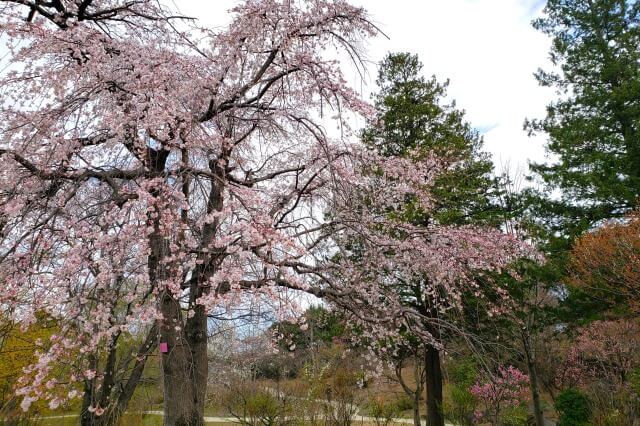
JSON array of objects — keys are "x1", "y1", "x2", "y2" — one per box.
[
  {"x1": 150, "y1": 213, "x2": 206, "y2": 425},
  {"x1": 425, "y1": 345, "x2": 444, "y2": 426},
  {"x1": 145, "y1": 145, "x2": 210, "y2": 425},
  {"x1": 148, "y1": 142, "x2": 220, "y2": 426},
  {"x1": 396, "y1": 357, "x2": 423, "y2": 426},
  {"x1": 413, "y1": 357, "x2": 424, "y2": 426},
  {"x1": 79, "y1": 323, "x2": 158, "y2": 426}
]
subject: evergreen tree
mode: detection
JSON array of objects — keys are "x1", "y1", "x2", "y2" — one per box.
[
  {"x1": 526, "y1": 0, "x2": 640, "y2": 242},
  {"x1": 364, "y1": 52, "x2": 498, "y2": 227},
  {"x1": 520, "y1": 0, "x2": 640, "y2": 325},
  {"x1": 363, "y1": 52, "x2": 499, "y2": 426}
]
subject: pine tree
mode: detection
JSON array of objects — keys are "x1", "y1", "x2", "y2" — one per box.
[
  {"x1": 363, "y1": 52, "x2": 499, "y2": 426},
  {"x1": 364, "y1": 52, "x2": 498, "y2": 227},
  {"x1": 526, "y1": 0, "x2": 640, "y2": 241}
]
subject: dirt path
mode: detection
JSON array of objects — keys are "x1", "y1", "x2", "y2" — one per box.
[
  {"x1": 146, "y1": 411, "x2": 452, "y2": 424},
  {"x1": 34, "y1": 411, "x2": 453, "y2": 425}
]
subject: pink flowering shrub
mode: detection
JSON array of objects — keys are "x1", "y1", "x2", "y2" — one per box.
[
  {"x1": 557, "y1": 320, "x2": 640, "y2": 424},
  {"x1": 560, "y1": 320, "x2": 640, "y2": 388},
  {"x1": 469, "y1": 365, "x2": 529, "y2": 425}
]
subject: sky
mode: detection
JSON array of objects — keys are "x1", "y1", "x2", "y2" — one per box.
[
  {"x1": 177, "y1": 0, "x2": 557, "y2": 175},
  {"x1": 0, "y1": 0, "x2": 557, "y2": 174}
]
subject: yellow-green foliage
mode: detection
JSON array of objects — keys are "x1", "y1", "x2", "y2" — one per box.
[
  {"x1": 0, "y1": 312, "x2": 59, "y2": 418},
  {"x1": 367, "y1": 395, "x2": 401, "y2": 426}
]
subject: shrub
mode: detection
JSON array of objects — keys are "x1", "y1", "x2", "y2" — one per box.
[
  {"x1": 443, "y1": 384, "x2": 477, "y2": 426},
  {"x1": 444, "y1": 358, "x2": 479, "y2": 426},
  {"x1": 448, "y1": 358, "x2": 478, "y2": 388},
  {"x1": 588, "y1": 382, "x2": 639, "y2": 426},
  {"x1": 368, "y1": 396, "x2": 400, "y2": 426},
  {"x1": 323, "y1": 369, "x2": 360, "y2": 426},
  {"x1": 394, "y1": 394, "x2": 414, "y2": 412},
  {"x1": 500, "y1": 404, "x2": 529, "y2": 426},
  {"x1": 223, "y1": 383, "x2": 291, "y2": 426},
  {"x1": 555, "y1": 388, "x2": 590, "y2": 426},
  {"x1": 469, "y1": 366, "x2": 529, "y2": 425}
]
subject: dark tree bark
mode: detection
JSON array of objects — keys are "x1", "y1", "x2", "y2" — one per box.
[
  {"x1": 159, "y1": 294, "x2": 207, "y2": 426},
  {"x1": 412, "y1": 359, "x2": 424, "y2": 426},
  {"x1": 424, "y1": 345, "x2": 444, "y2": 426},
  {"x1": 146, "y1": 145, "x2": 206, "y2": 426},
  {"x1": 153, "y1": 144, "x2": 219, "y2": 426},
  {"x1": 419, "y1": 287, "x2": 445, "y2": 426}
]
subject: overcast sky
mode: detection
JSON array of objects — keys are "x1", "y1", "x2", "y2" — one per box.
[{"x1": 178, "y1": 0, "x2": 556, "y2": 174}]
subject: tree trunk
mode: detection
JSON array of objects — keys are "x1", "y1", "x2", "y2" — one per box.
[
  {"x1": 413, "y1": 357, "x2": 423, "y2": 426},
  {"x1": 147, "y1": 140, "x2": 216, "y2": 426},
  {"x1": 425, "y1": 345, "x2": 444, "y2": 426},
  {"x1": 159, "y1": 293, "x2": 208, "y2": 426},
  {"x1": 186, "y1": 304, "x2": 209, "y2": 421},
  {"x1": 78, "y1": 323, "x2": 158, "y2": 426},
  {"x1": 394, "y1": 356, "x2": 423, "y2": 426},
  {"x1": 145, "y1": 145, "x2": 207, "y2": 425},
  {"x1": 80, "y1": 354, "x2": 101, "y2": 426},
  {"x1": 80, "y1": 413, "x2": 110, "y2": 426},
  {"x1": 413, "y1": 392, "x2": 422, "y2": 426},
  {"x1": 522, "y1": 329, "x2": 545, "y2": 426},
  {"x1": 80, "y1": 382, "x2": 95, "y2": 426},
  {"x1": 110, "y1": 322, "x2": 159, "y2": 425}
]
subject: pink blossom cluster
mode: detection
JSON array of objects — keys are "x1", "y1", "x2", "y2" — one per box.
[{"x1": 470, "y1": 366, "x2": 529, "y2": 423}]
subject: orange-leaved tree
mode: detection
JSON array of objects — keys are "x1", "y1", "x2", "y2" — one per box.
[{"x1": 570, "y1": 212, "x2": 640, "y2": 314}]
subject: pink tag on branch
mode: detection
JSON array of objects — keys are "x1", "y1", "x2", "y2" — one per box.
[{"x1": 160, "y1": 342, "x2": 168, "y2": 353}]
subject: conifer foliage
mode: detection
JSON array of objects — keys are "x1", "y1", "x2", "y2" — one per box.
[{"x1": 526, "y1": 0, "x2": 640, "y2": 238}]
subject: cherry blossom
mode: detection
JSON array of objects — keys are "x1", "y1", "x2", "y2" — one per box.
[
  {"x1": 470, "y1": 365, "x2": 530, "y2": 425},
  {"x1": 0, "y1": 1, "x2": 536, "y2": 424}
]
